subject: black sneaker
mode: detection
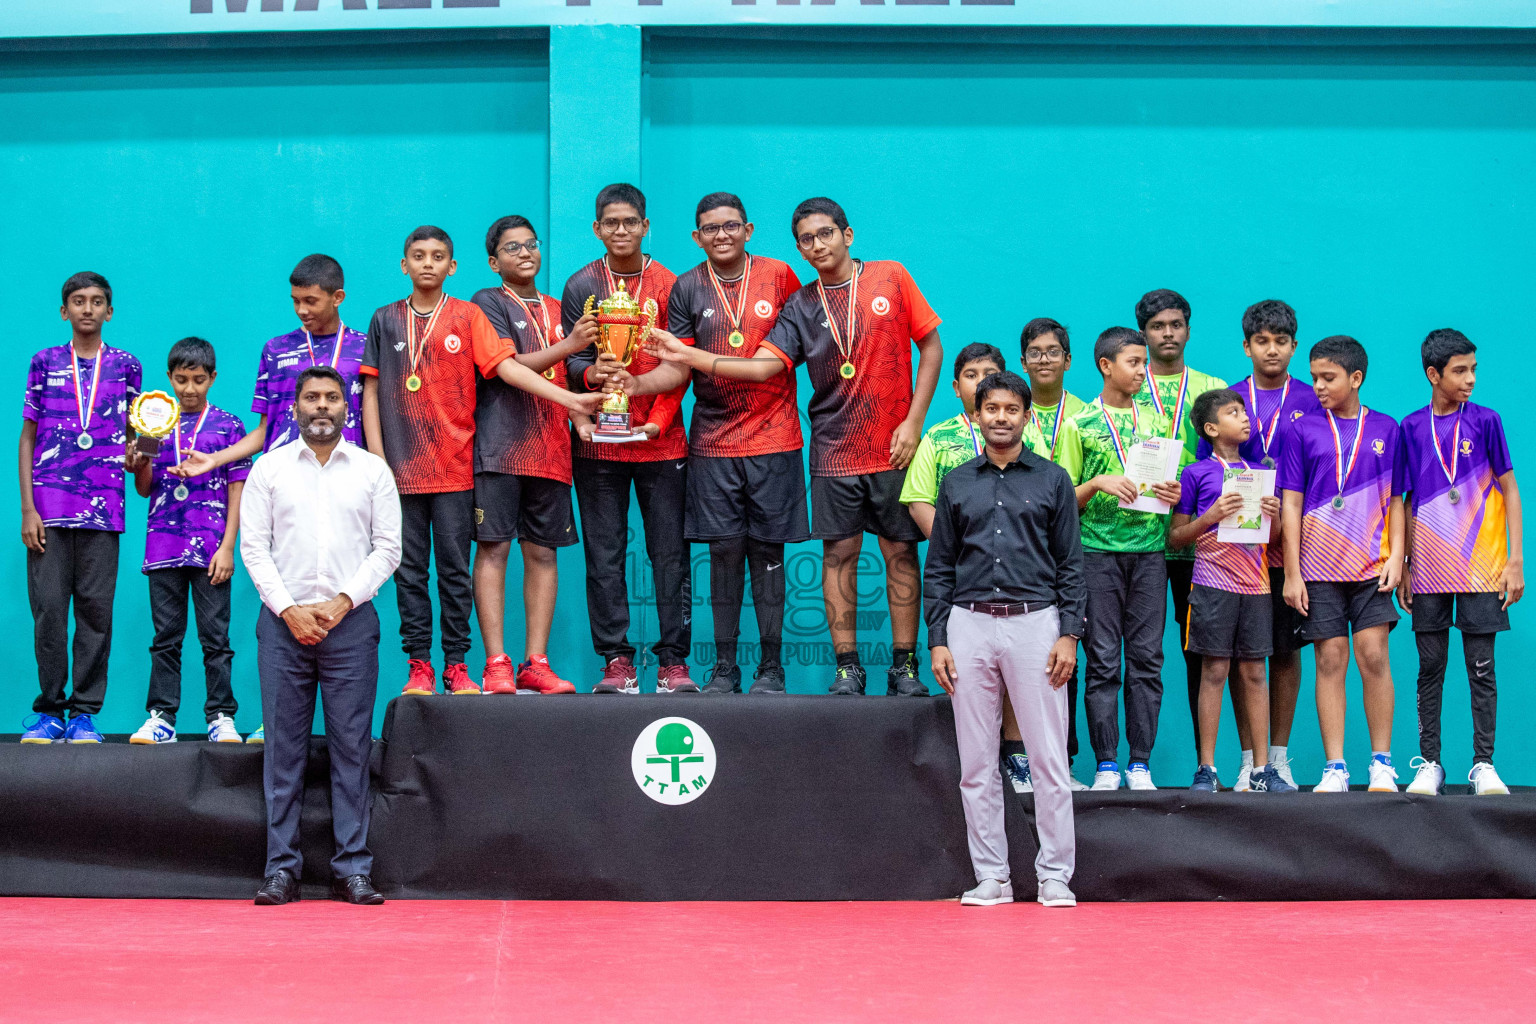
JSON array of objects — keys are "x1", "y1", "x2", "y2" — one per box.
[
  {"x1": 887, "y1": 658, "x2": 927, "y2": 697},
  {"x1": 749, "y1": 664, "x2": 786, "y2": 694},
  {"x1": 1250, "y1": 765, "x2": 1297, "y2": 793},
  {"x1": 829, "y1": 663, "x2": 866, "y2": 695},
  {"x1": 702, "y1": 662, "x2": 742, "y2": 694},
  {"x1": 1189, "y1": 765, "x2": 1220, "y2": 792}
]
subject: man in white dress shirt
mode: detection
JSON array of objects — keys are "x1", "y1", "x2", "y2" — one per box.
[{"x1": 241, "y1": 365, "x2": 402, "y2": 906}]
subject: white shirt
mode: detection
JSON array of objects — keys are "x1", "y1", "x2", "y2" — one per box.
[{"x1": 239, "y1": 438, "x2": 402, "y2": 617}]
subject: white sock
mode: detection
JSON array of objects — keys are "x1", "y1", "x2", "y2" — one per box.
[
  {"x1": 1240, "y1": 749, "x2": 1254, "y2": 767},
  {"x1": 1270, "y1": 744, "x2": 1288, "y2": 764}
]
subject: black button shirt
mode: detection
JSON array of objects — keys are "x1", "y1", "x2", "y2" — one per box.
[{"x1": 923, "y1": 445, "x2": 1087, "y2": 648}]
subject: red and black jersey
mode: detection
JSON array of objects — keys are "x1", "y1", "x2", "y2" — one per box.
[
  {"x1": 668, "y1": 255, "x2": 803, "y2": 458},
  {"x1": 361, "y1": 296, "x2": 513, "y2": 494},
  {"x1": 760, "y1": 260, "x2": 940, "y2": 478},
  {"x1": 470, "y1": 286, "x2": 572, "y2": 485},
  {"x1": 560, "y1": 256, "x2": 686, "y2": 463}
]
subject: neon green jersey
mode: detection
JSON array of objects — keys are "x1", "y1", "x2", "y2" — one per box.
[
  {"x1": 1136, "y1": 367, "x2": 1227, "y2": 559},
  {"x1": 1023, "y1": 391, "x2": 1089, "y2": 462},
  {"x1": 1056, "y1": 398, "x2": 1173, "y2": 554},
  {"x1": 899, "y1": 413, "x2": 983, "y2": 507}
]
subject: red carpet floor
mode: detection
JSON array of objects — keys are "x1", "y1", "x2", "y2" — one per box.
[{"x1": 3, "y1": 898, "x2": 1529, "y2": 1023}]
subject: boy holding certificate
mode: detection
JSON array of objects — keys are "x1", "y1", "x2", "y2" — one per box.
[
  {"x1": 1056, "y1": 327, "x2": 1179, "y2": 790},
  {"x1": 1170, "y1": 389, "x2": 1293, "y2": 791}
]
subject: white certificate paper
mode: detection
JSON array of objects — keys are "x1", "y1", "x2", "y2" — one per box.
[
  {"x1": 589, "y1": 432, "x2": 648, "y2": 444},
  {"x1": 1117, "y1": 436, "x2": 1183, "y2": 514},
  {"x1": 1217, "y1": 469, "x2": 1276, "y2": 544}
]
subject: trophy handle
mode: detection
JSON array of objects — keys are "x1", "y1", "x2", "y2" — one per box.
[
  {"x1": 637, "y1": 299, "x2": 659, "y2": 358},
  {"x1": 582, "y1": 295, "x2": 595, "y2": 318}
]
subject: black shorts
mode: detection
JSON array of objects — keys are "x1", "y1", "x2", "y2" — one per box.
[
  {"x1": 810, "y1": 470, "x2": 925, "y2": 543},
  {"x1": 1301, "y1": 579, "x2": 1399, "y2": 641},
  {"x1": 685, "y1": 450, "x2": 812, "y2": 544},
  {"x1": 1410, "y1": 591, "x2": 1510, "y2": 634},
  {"x1": 1269, "y1": 566, "x2": 1308, "y2": 655},
  {"x1": 473, "y1": 472, "x2": 578, "y2": 548},
  {"x1": 1185, "y1": 583, "x2": 1273, "y2": 660}
]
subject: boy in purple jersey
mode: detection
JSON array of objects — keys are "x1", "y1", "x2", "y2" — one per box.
[
  {"x1": 1279, "y1": 336, "x2": 1404, "y2": 793},
  {"x1": 125, "y1": 338, "x2": 250, "y2": 745},
  {"x1": 1397, "y1": 329, "x2": 1523, "y2": 797},
  {"x1": 19, "y1": 272, "x2": 143, "y2": 744},
  {"x1": 1171, "y1": 389, "x2": 1292, "y2": 792}
]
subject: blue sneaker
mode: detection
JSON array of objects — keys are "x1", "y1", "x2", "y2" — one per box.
[
  {"x1": 1250, "y1": 765, "x2": 1297, "y2": 793},
  {"x1": 246, "y1": 723, "x2": 265, "y2": 744},
  {"x1": 1002, "y1": 753, "x2": 1032, "y2": 793},
  {"x1": 1190, "y1": 765, "x2": 1220, "y2": 792},
  {"x1": 64, "y1": 714, "x2": 104, "y2": 744},
  {"x1": 20, "y1": 713, "x2": 65, "y2": 744}
]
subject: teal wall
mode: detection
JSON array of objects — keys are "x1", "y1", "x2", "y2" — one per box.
[{"x1": 4, "y1": 27, "x2": 1534, "y2": 785}]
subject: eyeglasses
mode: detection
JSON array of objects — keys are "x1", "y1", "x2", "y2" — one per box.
[
  {"x1": 698, "y1": 221, "x2": 745, "y2": 238},
  {"x1": 796, "y1": 225, "x2": 841, "y2": 250},
  {"x1": 599, "y1": 217, "x2": 644, "y2": 233},
  {"x1": 1025, "y1": 348, "x2": 1066, "y2": 364},
  {"x1": 498, "y1": 240, "x2": 540, "y2": 256}
]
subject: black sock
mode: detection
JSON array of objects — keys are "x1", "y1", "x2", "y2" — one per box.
[
  {"x1": 1001, "y1": 740, "x2": 1026, "y2": 758},
  {"x1": 892, "y1": 645, "x2": 917, "y2": 669},
  {"x1": 746, "y1": 538, "x2": 786, "y2": 670},
  {"x1": 710, "y1": 536, "x2": 747, "y2": 668},
  {"x1": 836, "y1": 649, "x2": 861, "y2": 669}
]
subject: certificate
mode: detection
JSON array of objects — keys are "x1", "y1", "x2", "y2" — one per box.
[
  {"x1": 1117, "y1": 436, "x2": 1183, "y2": 514},
  {"x1": 1217, "y1": 469, "x2": 1275, "y2": 544}
]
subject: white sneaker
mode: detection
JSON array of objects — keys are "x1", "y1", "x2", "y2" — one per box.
[
  {"x1": 1406, "y1": 757, "x2": 1444, "y2": 795},
  {"x1": 1314, "y1": 765, "x2": 1350, "y2": 792},
  {"x1": 960, "y1": 878, "x2": 1014, "y2": 906},
  {"x1": 129, "y1": 712, "x2": 176, "y2": 745},
  {"x1": 207, "y1": 714, "x2": 242, "y2": 744},
  {"x1": 1068, "y1": 774, "x2": 1090, "y2": 792},
  {"x1": 1367, "y1": 758, "x2": 1399, "y2": 793},
  {"x1": 1470, "y1": 762, "x2": 1510, "y2": 796},
  {"x1": 1272, "y1": 751, "x2": 1297, "y2": 790},
  {"x1": 1037, "y1": 878, "x2": 1077, "y2": 907},
  {"x1": 1125, "y1": 764, "x2": 1157, "y2": 790},
  {"x1": 1091, "y1": 766, "x2": 1121, "y2": 790},
  {"x1": 1232, "y1": 763, "x2": 1253, "y2": 793}
]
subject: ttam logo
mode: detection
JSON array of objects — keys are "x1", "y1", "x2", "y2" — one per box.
[{"x1": 631, "y1": 717, "x2": 716, "y2": 806}]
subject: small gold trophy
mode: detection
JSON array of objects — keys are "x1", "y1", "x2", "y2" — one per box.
[
  {"x1": 129, "y1": 390, "x2": 179, "y2": 457},
  {"x1": 584, "y1": 279, "x2": 658, "y2": 437}
]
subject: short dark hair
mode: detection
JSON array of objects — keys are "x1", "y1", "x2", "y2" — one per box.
[
  {"x1": 1310, "y1": 335, "x2": 1368, "y2": 382},
  {"x1": 1093, "y1": 326, "x2": 1146, "y2": 375},
  {"x1": 1190, "y1": 387, "x2": 1245, "y2": 441},
  {"x1": 405, "y1": 225, "x2": 453, "y2": 258},
  {"x1": 485, "y1": 215, "x2": 536, "y2": 257},
  {"x1": 289, "y1": 254, "x2": 344, "y2": 294},
  {"x1": 953, "y1": 343, "x2": 1006, "y2": 379},
  {"x1": 791, "y1": 196, "x2": 849, "y2": 238},
  {"x1": 1422, "y1": 328, "x2": 1476, "y2": 374},
  {"x1": 974, "y1": 370, "x2": 1032, "y2": 411},
  {"x1": 596, "y1": 182, "x2": 646, "y2": 220},
  {"x1": 1134, "y1": 289, "x2": 1191, "y2": 331},
  {"x1": 1241, "y1": 299, "x2": 1296, "y2": 340},
  {"x1": 62, "y1": 271, "x2": 111, "y2": 306},
  {"x1": 1021, "y1": 317, "x2": 1070, "y2": 357},
  {"x1": 695, "y1": 192, "x2": 746, "y2": 225},
  {"x1": 167, "y1": 337, "x2": 216, "y2": 375},
  {"x1": 294, "y1": 364, "x2": 346, "y2": 401}
]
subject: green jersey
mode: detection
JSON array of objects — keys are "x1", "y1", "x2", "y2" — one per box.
[
  {"x1": 1056, "y1": 398, "x2": 1173, "y2": 554},
  {"x1": 1023, "y1": 391, "x2": 1089, "y2": 462},
  {"x1": 900, "y1": 413, "x2": 983, "y2": 507},
  {"x1": 1136, "y1": 367, "x2": 1227, "y2": 559}
]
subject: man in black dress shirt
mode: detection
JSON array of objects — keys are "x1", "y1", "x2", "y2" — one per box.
[{"x1": 925, "y1": 371, "x2": 1087, "y2": 908}]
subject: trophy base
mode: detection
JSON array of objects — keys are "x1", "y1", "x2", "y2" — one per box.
[
  {"x1": 595, "y1": 410, "x2": 636, "y2": 436},
  {"x1": 134, "y1": 436, "x2": 164, "y2": 457}
]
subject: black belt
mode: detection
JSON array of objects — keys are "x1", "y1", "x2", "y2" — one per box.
[{"x1": 961, "y1": 600, "x2": 1054, "y2": 618}]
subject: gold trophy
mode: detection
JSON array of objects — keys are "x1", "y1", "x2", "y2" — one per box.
[
  {"x1": 129, "y1": 390, "x2": 179, "y2": 456},
  {"x1": 584, "y1": 279, "x2": 658, "y2": 438}
]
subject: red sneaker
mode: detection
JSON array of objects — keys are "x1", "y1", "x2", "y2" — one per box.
[
  {"x1": 593, "y1": 656, "x2": 638, "y2": 694},
  {"x1": 444, "y1": 662, "x2": 481, "y2": 696},
  {"x1": 516, "y1": 655, "x2": 576, "y2": 695},
  {"x1": 482, "y1": 654, "x2": 517, "y2": 695},
  {"x1": 656, "y1": 664, "x2": 699, "y2": 694},
  {"x1": 401, "y1": 658, "x2": 436, "y2": 696}
]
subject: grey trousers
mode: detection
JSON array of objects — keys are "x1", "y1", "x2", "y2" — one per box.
[{"x1": 948, "y1": 605, "x2": 1075, "y2": 887}]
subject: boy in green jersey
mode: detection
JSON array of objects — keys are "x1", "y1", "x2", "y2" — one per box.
[{"x1": 1020, "y1": 318, "x2": 1088, "y2": 462}]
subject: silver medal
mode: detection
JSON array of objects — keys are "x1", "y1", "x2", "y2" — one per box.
[
  {"x1": 1448, "y1": 487, "x2": 1461, "y2": 505},
  {"x1": 173, "y1": 484, "x2": 190, "y2": 502},
  {"x1": 1330, "y1": 494, "x2": 1345, "y2": 511},
  {"x1": 1262, "y1": 456, "x2": 1275, "y2": 469},
  {"x1": 76, "y1": 432, "x2": 94, "y2": 451}
]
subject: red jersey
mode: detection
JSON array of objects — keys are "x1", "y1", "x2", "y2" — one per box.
[
  {"x1": 667, "y1": 255, "x2": 803, "y2": 458},
  {"x1": 470, "y1": 286, "x2": 572, "y2": 484},
  {"x1": 560, "y1": 256, "x2": 686, "y2": 463},
  {"x1": 361, "y1": 296, "x2": 513, "y2": 494},
  {"x1": 760, "y1": 260, "x2": 940, "y2": 478}
]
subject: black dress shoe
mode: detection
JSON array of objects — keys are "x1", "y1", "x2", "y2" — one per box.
[
  {"x1": 254, "y1": 869, "x2": 299, "y2": 906},
  {"x1": 331, "y1": 874, "x2": 385, "y2": 905}
]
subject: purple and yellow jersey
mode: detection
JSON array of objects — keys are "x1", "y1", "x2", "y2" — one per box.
[
  {"x1": 1277, "y1": 408, "x2": 1400, "y2": 583},
  {"x1": 1174, "y1": 457, "x2": 1269, "y2": 595},
  {"x1": 143, "y1": 405, "x2": 251, "y2": 572},
  {"x1": 1397, "y1": 402, "x2": 1512, "y2": 594}
]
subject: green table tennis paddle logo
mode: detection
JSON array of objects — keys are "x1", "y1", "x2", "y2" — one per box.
[{"x1": 631, "y1": 717, "x2": 716, "y2": 806}]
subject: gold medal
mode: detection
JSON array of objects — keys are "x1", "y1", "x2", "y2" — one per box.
[
  {"x1": 406, "y1": 374, "x2": 422, "y2": 392},
  {"x1": 543, "y1": 368, "x2": 556, "y2": 380},
  {"x1": 839, "y1": 361, "x2": 856, "y2": 380},
  {"x1": 728, "y1": 330, "x2": 745, "y2": 349}
]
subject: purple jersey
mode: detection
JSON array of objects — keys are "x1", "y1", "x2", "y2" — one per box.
[
  {"x1": 143, "y1": 404, "x2": 251, "y2": 572},
  {"x1": 23, "y1": 343, "x2": 142, "y2": 532},
  {"x1": 1397, "y1": 402, "x2": 1513, "y2": 594},
  {"x1": 1277, "y1": 407, "x2": 1400, "y2": 583},
  {"x1": 1175, "y1": 457, "x2": 1269, "y2": 595},
  {"x1": 253, "y1": 326, "x2": 367, "y2": 451}
]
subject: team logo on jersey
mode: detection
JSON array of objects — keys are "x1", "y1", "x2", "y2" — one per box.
[
  {"x1": 276, "y1": 357, "x2": 300, "y2": 370},
  {"x1": 515, "y1": 320, "x2": 527, "y2": 330},
  {"x1": 1291, "y1": 410, "x2": 1304, "y2": 421},
  {"x1": 632, "y1": 717, "x2": 716, "y2": 806},
  {"x1": 444, "y1": 334, "x2": 462, "y2": 354},
  {"x1": 702, "y1": 308, "x2": 715, "y2": 318},
  {"x1": 1461, "y1": 438, "x2": 1473, "y2": 456},
  {"x1": 754, "y1": 299, "x2": 773, "y2": 318},
  {"x1": 1372, "y1": 439, "x2": 1385, "y2": 456},
  {"x1": 870, "y1": 296, "x2": 891, "y2": 316}
]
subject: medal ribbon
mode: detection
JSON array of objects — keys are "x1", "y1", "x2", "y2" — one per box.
[
  {"x1": 706, "y1": 255, "x2": 753, "y2": 338},
  {"x1": 1040, "y1": 403, "x2": 1065, "y2": 461},
  {"x1": 406, "y1": 298, "x2": 447, "y2": 383},
  {"x1": 70, "y1": 344, "x2": 104, "y2": 436},
  {"x1": 1247, "y1": 376, "x2": 1290, "y2": 462},
  {"x1": 964, "y1": 415, "x2": 983, "y2": 457},
  {"x1": 603, "y1": 255, "x2": 652, "y2": 306},
  {"x1": 1212, "y1": 453, "x2": 1253, "y2": 476},
  {"x1": 303, "y1": 324, "x2": 345, "y2": 370},
  {"x1": 1097, "y1": 398, "x2": 1140, "y2": 470},
  {"x1": 172, "y1": 406, "x2": 211, "y2": 471},
  {"x1": 1145, "y1": 369, "x2": 1190, "y2": 439},
  {"x1": 502, "y1": 285, "x2": 553, "y2": 351},
  {"x1": 815, "y1": 261, "x2": 861, "y2": 369},
  {"x1": 1430, "y1": 404, "x2": 1464, "y2": 491},
  {"x1": 1325, "y1": 407, "x2": 1369, "y2": 499}
]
